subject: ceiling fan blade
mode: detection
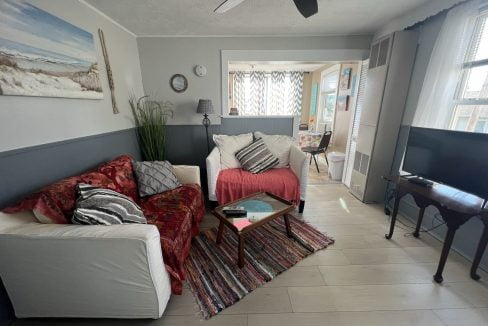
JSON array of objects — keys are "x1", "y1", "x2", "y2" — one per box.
[
  {"x1": 214, "y1": 0, "x2": 246, "y2": 13},
  {"x1": 293, "y1": 0, "x2": 318, "y2": 18}
]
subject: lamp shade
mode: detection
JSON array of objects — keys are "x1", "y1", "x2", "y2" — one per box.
[{"x1": 197, "y1": 99, "x2": 214, "y2": 114}]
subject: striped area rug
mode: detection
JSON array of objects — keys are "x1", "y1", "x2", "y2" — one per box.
[{"x1": 184, "y1": 216, "x2": 334, "y2": 319}]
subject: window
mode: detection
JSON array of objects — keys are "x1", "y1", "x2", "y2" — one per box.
[
  {"x1": 229, "y1": 71, "x2": 304, "y2": 116},
  {"x1": 317, "y1": 66, "x2": 339, "y2": 132},
  {"x1": 450, "y1": 10, "x2": 488, "y2": 133},
  {"x1": 475, "y1": 118, "x2": 488, "y2": 132}
]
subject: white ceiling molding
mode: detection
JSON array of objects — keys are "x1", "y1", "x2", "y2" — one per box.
[{"x1": 373, "y1": 0, "x2": 467, "y2": 40}]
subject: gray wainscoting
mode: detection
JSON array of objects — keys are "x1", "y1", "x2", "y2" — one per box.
[
  {"x1": 0, "y1": 117, "x2": 294, "y2": 322},
  {"x1": 220, "y1": 117, "x2": 294, "y2": 136},
  {"x1": 0, "y1": 128, "x2": 140, "y2": 324},
  {"x1": 165, "y1": 117, "x2": 294, "y2": 169},
  {"x1": 0, "y1": 117, "x2": 294, "y2": 207},
  {"x1": 0, "y1": 128, "x2": 141, "y2": 208}
]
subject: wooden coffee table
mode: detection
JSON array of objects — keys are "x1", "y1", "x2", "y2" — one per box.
[{"x1": 212, "y1": 192, "x2": 296, "y2": 268}]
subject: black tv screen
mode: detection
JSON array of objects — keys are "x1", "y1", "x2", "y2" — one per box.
[{"x1": 403, "y1": 127, "x2": 488, "y2": 199}]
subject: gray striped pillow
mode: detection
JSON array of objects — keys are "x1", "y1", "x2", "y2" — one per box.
[
  {"x1": 235, "y1": 138, "x2": 279, "y2": 174},
  {"x1": 72, "y1": 183, "x2": 147, "y2": 225}
]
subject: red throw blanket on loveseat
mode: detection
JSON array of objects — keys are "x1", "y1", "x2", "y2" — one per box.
[{"x1": 216, "y1": 167, "x2": 300, "y2": 205}]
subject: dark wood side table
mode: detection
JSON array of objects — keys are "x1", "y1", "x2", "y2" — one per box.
[
  {"x1": 470, "y1": 208, "x2": 488, "y2": 280},
  {"x1": 385, "y1": 176, "x2": 485, "y2": 283},
  {"x1": 212, "y1": 192, "x2": 295, "y2": 268}
]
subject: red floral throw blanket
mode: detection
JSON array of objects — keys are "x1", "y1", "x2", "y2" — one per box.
[{"x1": 2, "y1": 155, "x2": 205, "y2": 294}]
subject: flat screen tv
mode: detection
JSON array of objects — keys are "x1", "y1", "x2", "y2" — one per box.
[{"x1": 403, "y1": 127, "x2": 488, "y2": 199}]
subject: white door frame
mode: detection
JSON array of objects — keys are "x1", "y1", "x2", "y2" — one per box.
[{"x1": 343, "y1": 61, "x2": 365, "y2": 185}]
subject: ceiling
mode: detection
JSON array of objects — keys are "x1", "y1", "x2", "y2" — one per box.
[{"x1": 85, "y1": 0, "x2": 432, "y2": 37}]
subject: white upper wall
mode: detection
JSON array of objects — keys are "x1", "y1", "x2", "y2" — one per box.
[{"x1": 0, "y1": 0, "x2": 145, "y2": 152}]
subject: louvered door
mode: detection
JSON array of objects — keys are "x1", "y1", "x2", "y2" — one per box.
[{"x1": 344, "y1": 59, "x2": 369, "y2": 187}]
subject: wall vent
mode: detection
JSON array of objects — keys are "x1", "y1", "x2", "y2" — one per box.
[
  {"x1": 369, "y1": 43, "x2": 379, "y2": 69},
  {"x1": 353, "y1": 151, "x2": 370, "y2": 176},
  {"x1": 368, "y1": 37, "x2": 391, "y2": 69},
  {"x1": 377, "y1": 38, "x2": 390, "y2": 67},
  {"x1": 359, "y1": 153, "x2": 370, "y2": 175}
]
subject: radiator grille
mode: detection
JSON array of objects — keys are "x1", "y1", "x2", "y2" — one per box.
[{"x1": 353, "y1": 151, "x2": 370, "y2": 176}]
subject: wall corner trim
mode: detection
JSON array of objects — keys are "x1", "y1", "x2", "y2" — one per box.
[{"x1": 78, "y1": 0, "x2": 137, "y2": 38}]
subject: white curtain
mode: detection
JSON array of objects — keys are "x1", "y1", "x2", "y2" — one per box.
[
  {"x1": 233, "y1": 71, "x2": 246, "y2": 114},
  {"x1": 250, "y1": 71, "x2": 267, "y2": 115},
  {"x1": 412, "y1": 0, "x2": 479, "y2": 128},
  {"x1": 232, "y1": 71, "x2": 304, "y2": 116}
]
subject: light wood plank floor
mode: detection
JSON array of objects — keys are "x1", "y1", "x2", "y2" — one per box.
[{"x1": 15, "y1": 169, "x2": 488, "y2": 325}]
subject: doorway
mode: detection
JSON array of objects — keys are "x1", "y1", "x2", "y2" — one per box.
[{"x1": 316, "y1": 64, "x2": 340, "y2": 133}]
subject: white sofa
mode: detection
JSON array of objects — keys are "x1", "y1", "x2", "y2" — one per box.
[
  {"x1": 206, "y1": 142, "x2": 308, "y2": 212},
  {"x1": 0, "y1": 165, "x2": 200, "y2": 320}
]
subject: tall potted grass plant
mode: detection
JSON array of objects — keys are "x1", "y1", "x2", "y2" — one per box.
[{"x1": 129, "y1": 94, "x2": 174, "y2": 161}]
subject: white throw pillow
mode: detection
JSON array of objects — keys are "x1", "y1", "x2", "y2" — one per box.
[
  {"x1": 254, "y1": 132, "x2": 295, "y2": 168},
  {"x1": 213, "y1": 133, "x2": 253, "y2": 169}
]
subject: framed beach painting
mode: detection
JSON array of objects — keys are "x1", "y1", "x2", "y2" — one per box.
[{"x1": 0, "y1": 0, "x2": 103, "y2": 99}]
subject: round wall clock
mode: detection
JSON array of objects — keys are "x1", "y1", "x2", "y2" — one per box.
[
  {"x1": 170, "y1": 74, "x2": 188, "y2": 93},
  {"x1": 194, "y1": 65, "x2": 207, "y2": 77}
]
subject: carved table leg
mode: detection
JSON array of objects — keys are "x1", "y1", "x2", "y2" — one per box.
[
  {"x1": 385, "y1": 191, "x2": 401, "y2": 239},
  {"x1": 471, "y1": 220, "x2": 488, "y2": 281},
  {"x1": 238, "y1": 233, "x2": 245, "y2": 268},
  {"x1": 413, "y1": 207, "x2": 426, "y2": 238},
  {"x1": 434, "y1": 226, "x2": 459, "y2": 283},
  {"x1": 284, "y1": 214, "x2": 293, "y2": 238},
  {"x1": 216, "y1": 221, "x2": 225, "y2": 244}
]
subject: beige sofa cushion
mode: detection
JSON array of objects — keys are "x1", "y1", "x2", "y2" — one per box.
[{"x1": 212, "y1": 133, "x2": 253, "y2": 169}]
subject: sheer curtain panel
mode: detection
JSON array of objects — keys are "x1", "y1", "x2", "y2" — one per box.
[
  {"x1": 412, "y1": 0, "x2": 480, "y2": 129},
  {"x1": 231, "y1": 71, "x2": 304, "y2": 116}
]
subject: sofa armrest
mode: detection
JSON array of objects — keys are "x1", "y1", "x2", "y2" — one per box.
[
  {"x1": 0, "y1": 215, "x2": 171, "y2": 319},
  {"x1": 206, "y1": 147, "x2": 221, "y2": 202},
  {"x1": 173, "y1": 165, "x2": 201, "y2": 186},
  {"x1": 289, "y1": 145, "x2": 308, "y2": 201}
]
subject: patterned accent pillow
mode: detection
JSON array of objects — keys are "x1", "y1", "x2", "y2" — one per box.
[
  {"x1": 235, "y1": 138, "x2": 279, "y2": 174},
  {"x1": 2, "y1": 172, "x2": 118, "y2": 224},
  {"x1": 96, "y1": 155, "x2": 140, "y2": 202},
  {"x1": 133, "y1": 161, "x2": 181, "y2": 197},
  {"x1": 72, "y1": 183, "x2": 146, "y2": 225}
]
